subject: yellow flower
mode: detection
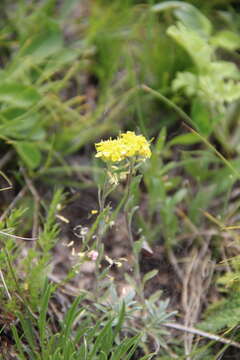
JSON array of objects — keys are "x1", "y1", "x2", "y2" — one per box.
[
  {"x1": 95, "y1": 131, "x2": 151, "y2": 163},
  {"x1": 120, "y1": 131, "x2": 151, "y2": 159},
  {"x1": 91, "y1": 209, "x2": 98, "y2": 215},
  {"x1": 95, "y1": 138, "x2": 128, "y2": 162}
]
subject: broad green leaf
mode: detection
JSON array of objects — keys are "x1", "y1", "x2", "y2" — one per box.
[
  {"x1": 20, "y1": 24, "x2": 63, "y2": 61},
  {"x1": 209, "y1": 61, "x2": 240, "y2": 80},
  {"x1": 14, "y1": 141, "x2": 42, "y2": 169},
  {"x1": 152, "y1": 1, "x2": 212, "y2": 36},
  {"x1": 167, "y1": 23, "x2": 212, "y2": 71},
  {"x1": 169, "y1": 133, "x2": 200, "y2": 146},
  {"x1": 172, "y1": 71, "x2": 197, "y2": 96},
  {"x1": 191, "y1": 99, "x2": 212, "y2": 135},
  {"x1": 1, "y1": 107, "x2": 26, "y2": 120},
  {"x1": 174, "y1": 6, "x2": 212, "y2": 37},
  {"x1": 211, "y1": 30, "x2": 240, "y2": 51},
  {"x1": 44, "y1": 48, "x2": 79, "y2": 69},
  {"x1": 0, "y1": 108, "x2": 45, "y2": 140},
  {"x1": 0, "y1": 83, "x2": 40, "y2": 108}
]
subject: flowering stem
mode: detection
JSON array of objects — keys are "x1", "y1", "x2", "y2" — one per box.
[
  {"x1": 94, "y1": 174, "x2": 116, "y2": 300},
  {"x1": 124, "y1": 160, "x2": 145, "y2": 304},
  {"x1": 98, "y1": 175, "x2": 108, "y2": 213},
  {"x1": 94, "y1": 178, "x2": 108, "y2": 299}
]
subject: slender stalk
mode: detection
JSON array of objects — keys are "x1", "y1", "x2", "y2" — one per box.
[
  {"x1": 98, "y1": 174, "x2": 108, "y2": 213},
  {"x1": 141, "y1": 84, "x2": 195, "y2": 126},
  {"x1": 94, "y1": 172, "x2": 116, "y2": 299},
  {"x1": 163, "y1": 322, "x2": 240, "y2": 349},
  {"x1": 95, "y1": 159, "x2": 145, "y2": 304},
  {"x1": 0, "y1": 269, "x2": 11, "y2": 300},
  {"x1": 124, "y1": 160, "x2": 145, "y2": 304},
  {"x1": 141, "y1": 84, "x2": 240, "y2": 180}
]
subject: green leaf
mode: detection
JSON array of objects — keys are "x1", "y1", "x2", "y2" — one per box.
[
  {"x1": 139, "y1": 354, "x2": 156, "y2": 360},
  {"x1": 38, "y1": 281, "x2": 53, "y2": 350},
  {"x1": 0, "y1": 108, "x2": 45, "y2": 140},
  {"x1": 126, "y1": 175, "x2": 142, "y2": 210},
  {"x1": 11, "y1": 326, "x2": 27, "y2": 360},
  {"x1": 88, "y1": 319, "x2": 113, "y2": 359},
  {"x1": 44, "y1": 48, "x2": 79, "y2": 70},
  {"x1": 155, "y1": 127, "x2": 166, "y2": 154},
  {"x1": 0, "y1": 83, "x2": 40, "y2": 108},
  {"x1": 110, "y1": 334, "x2": 141, "y2": 360},
  {"x1": 17, "y1": 312, "x2": 38, "y2": 357},
  {"x1": 152, "y1": 1, "x2": 212, "y2": 36},
  {"x1": 209, "y1": 61, "x2": 239, "y2": 80},
  {"x1": 211, "y1": 30, "x2": 240, "y2": 51},
  {"x1": 14, "y1": 141, "x2": 42, "y2": 169},
  {"x1": 60, "y1": 0, "x2": 80, "y2": 18},
  {"x1": 149, "y1": 290, "x2": 162, "y2": 304},
  {"x1": 133, "y1": 238, "x2": 143, "y2": 255},
  {"x1": 20, "y1": 23, "x2": 63, "y2": 61},
  {"x1": 191, "y1": 99, "x2": 212, "y2": 135},
  {"x1": 174, "y1": 5, "x2": 212, "y2": 37},
  {"x1": 167, "y1": 23, "x2": 212, "y2": 71},
  {"x1": 143, "y1": 269, "x2": 159, "y2": 286},
  {"x1": 198, "y1": 293, "x2": 240, "y2": 332},
  {"x1": 113, "y1": 301, "x2": 125, "y2": 336},
  {"x1": 169, "y1": 133, "x2": 200, "y2": 146},
  {"x1": 125, "y1": 273, "x2": 137, "y2": 289}
]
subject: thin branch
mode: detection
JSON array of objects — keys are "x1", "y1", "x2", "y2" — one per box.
[
  {"x1": 0, "y1": 150, "x2": 13, "y2": 169},
  {"x1": 0, "y1": 170, "x2": 12, "y2": 192},
  {"x1": 0, "y1": 230, "x2": 37, "y2": 241},
  {"x1": 183, "y1": 122, "x2": 240, "y2": 180},
  {"x1": 0, "y1": 186, "x2": 27, "y2": 222},
  {"x1": 141, "y1": 84, "x2": 194, "y2": 126},
  {"x1": 0, "y1": 269, "x2": 12, "y2": 300},
  {"x1": 163, "y1": 322, "x2": 240, "y2": 349},
  {"x1": 21, "y1": 168, "x2": 41, "y2": 238}
]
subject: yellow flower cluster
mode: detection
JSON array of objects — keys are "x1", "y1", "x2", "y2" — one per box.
[{"x1": 95, "y1": 131, "x2": 151, "y2": 163}]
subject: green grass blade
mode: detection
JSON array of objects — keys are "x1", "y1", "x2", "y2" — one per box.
[{"x1": 38, "y1": 281, "x2": 53, "y2": 353}]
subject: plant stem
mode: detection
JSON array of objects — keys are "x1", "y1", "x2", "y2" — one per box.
[
  {"x1": 141, "y1": 84, "x2": 194, "y2": 126},
  {"x1": 94, "y1": 172, "x2": 115, "y2": 299},
  {"x1": 124, "y1": 160, "x2": 145, "y2": 304},
  {"x1": 141, "y1": 83, "x2": 240, "y2": 180}
]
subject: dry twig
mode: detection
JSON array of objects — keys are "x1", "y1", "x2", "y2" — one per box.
[{"x1": 163, "y1": 322, "x2": 240, "y2": 349}]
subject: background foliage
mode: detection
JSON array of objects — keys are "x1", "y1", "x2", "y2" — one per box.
[{"x1": 0, "y1": 0, "x2": 240, "y2": 359}]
